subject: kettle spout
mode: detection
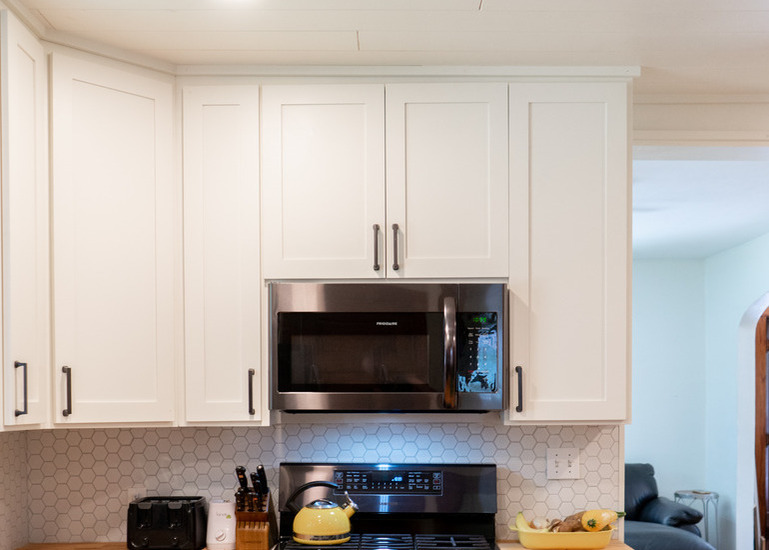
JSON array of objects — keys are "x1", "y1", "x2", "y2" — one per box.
[{"x1": 342, "y1": 491, "x2": 358, "y2": 518}]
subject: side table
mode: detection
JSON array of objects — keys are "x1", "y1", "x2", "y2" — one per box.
[{"x1": 674, "y1": 489, "x2": 719, "y2": 547}]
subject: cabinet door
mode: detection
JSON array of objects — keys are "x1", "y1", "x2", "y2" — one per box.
[
  {"x1": 385, "y1": 83, "x2": 508, "y2": 278},
  {"x1": 1, "y1": 12, "x2": 50, "y2": 427},
  {"x1": 508, "y1": 82, "x2": 629, "y2": 423},
  {"x1": 261, "y1": 85, "x2": 385, "y2": 279},
  {"x1": 183, "y1": 86, "x2": 263, "y2": 424},
  {"x1": 50, "y1": 53, "x2": 175, "y2": 424}
]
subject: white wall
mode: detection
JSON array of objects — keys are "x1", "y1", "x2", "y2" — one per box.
[
  {"x1": 631, "y1": 233, "x2": 769, "y2": 550},
  {"x1": 627, "y1": 260, "x2": 707, "y2": 500},
  {"x1": 704, "y1": 231, "x2": 769, "y2": 550}
]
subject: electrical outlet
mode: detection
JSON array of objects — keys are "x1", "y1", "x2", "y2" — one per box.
[
  {"x1": 125, "y1": 486, "x2": 147, "y2": 505},
  {"x1": 546, "y1": 447, "x2": 580, "y2": 479}
]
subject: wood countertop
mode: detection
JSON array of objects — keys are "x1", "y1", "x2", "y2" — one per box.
[
  {"x1": 17, "y1": 545, "x2": 126, "y2": 550},
  {"x1": 498, "y1": 542, "x2": 633, "y2": 549},
  {"x1": 18, "y1": 543, "x2": 634, "y2": 550}
]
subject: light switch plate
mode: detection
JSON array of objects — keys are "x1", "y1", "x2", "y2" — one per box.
[{"x1": 547, "y1": 447, "x2": 580, "y2": 479}]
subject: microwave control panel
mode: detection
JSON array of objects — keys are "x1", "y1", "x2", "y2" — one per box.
[
  {"x1": 457, "y1": 312, "x2": 498, "y2": 393},
  {"x1": 333, "y1": 469, "x2": 443, "y2": 495}
]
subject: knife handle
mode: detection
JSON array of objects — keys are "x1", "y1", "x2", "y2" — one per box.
[
  {"x1": 236, "y1": 466, "x2": 249, "y2": 489},
  {"x1": 256, "y1": 464, "x2": 269, "y2": 494}
]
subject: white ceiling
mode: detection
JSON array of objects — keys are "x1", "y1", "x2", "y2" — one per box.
[
  {"x1": 8, "y1": 1, "x2": 769, "y2": 259},
  {"x1": 633, "y1": 146, "x2": 769, "y2": 259},
  {"x1": 8, "y1": 0, "x2": 769, "y2": 95}
]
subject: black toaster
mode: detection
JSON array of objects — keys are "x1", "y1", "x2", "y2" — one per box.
[{"x1": 127, "y1": 496, "x2": 207, "y2": 550}]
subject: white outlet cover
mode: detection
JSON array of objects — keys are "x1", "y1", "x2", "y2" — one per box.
[{"x1": 546, "y1": 447, "x2": 580, "y2": 479}]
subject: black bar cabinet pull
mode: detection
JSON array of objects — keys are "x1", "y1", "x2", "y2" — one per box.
[
  {"x1": 14, "y1": 361, "x2": 28, "y2": 417},
  {"x1": 515, "y1": 366, "x2": 523, "y2": 413},
  {"x1": 372, "y1": 224, "x2": 381, "y2": 271},
  {"x1": 392, "y1": 223, "x2": 400, "y2": 271},
  {"x1": 248, "y1": 368, "x2": 256, "y2": 415},
  {"x1": 62, "y1": 366, "x2": 72, "y2": 417}
]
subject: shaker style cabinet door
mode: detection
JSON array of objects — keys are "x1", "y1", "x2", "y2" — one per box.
[
  {"x1": 50, "y1": 53, "x2": 175, "y2": 424},
  {"x1": 385, "y1": 83, "x2": 509, "y2": 278},
  {"x1": 1, "y1": 11, "x2": 50, "y2": 427},
  {"x1": 182, "y1": 86, "x2": 264, "y2": 424},
  {"x1": 261, "y1": 85, "x2": 385, "y2": 279},
  {"x1": 507, "y1": 82, "x2": 630, "y2": 423}
]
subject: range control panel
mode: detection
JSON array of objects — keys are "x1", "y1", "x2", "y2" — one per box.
[{"x1": 333, "y1": 469, "x2": 443, "y2": 495}]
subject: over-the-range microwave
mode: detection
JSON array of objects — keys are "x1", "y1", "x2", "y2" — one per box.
[{"x1": 269, "y1": 282, "x2": 507, "y2": 412}]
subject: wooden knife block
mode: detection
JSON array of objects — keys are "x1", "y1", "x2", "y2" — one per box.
[{"x1": 236, "y1": 493, "x2": 277, "y2": 550}]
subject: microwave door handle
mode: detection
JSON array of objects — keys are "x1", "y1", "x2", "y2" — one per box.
[{"x1": 443, "y1": 296, "x2": 457, "y2": 409}]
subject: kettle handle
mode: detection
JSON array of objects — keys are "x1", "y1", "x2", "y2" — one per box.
[{"x1": 285, "y1": 481, "x2": 340, "y2": 513}]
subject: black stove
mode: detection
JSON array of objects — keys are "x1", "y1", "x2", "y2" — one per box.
[
  {"x1": 282, "y1": 534, "x2": 492, "y2": 550},
  {"x1": 278, "y1": 463, "x2": 497, "y2": 550}
]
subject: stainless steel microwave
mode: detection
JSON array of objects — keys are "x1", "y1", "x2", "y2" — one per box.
[{"x1": 269, "y1": 282, "x2": 506, "y2": 412}]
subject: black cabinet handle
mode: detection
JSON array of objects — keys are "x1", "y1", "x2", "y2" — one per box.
[
  {"x1": 62, "y1": 366, "x2": 72, "y2": 417},
  {"x1": 515, "y1": 366, "x2": 523, "y2": 413},
  {"x1": 373, "y1": 224, "x2": 381, "y2": 271},
  {"x1": 248, "y1": 368, "x2": 256, "y2": 415},
  {"x1": 392, "y1": 223, "x2": 400, "y2": 271},
  {"x1": 14, "y1": 361, "x2": 28, "y2": 417}
]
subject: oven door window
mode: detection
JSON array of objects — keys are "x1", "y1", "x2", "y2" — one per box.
[{"x1": 277, "y1": 312, "x2": 444, "y2": 392}]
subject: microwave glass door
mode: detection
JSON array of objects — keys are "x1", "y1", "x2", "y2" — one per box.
[{"x1": 277, "y1": 312, "x2": 444, "y2": 393}]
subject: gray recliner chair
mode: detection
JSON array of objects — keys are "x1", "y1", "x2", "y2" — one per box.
[{"x1": 624, "y1": 463, "x2": 716, "y2": 550}]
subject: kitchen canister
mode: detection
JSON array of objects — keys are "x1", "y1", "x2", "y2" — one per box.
[{"x1": 207, "y1": 499, "x2": 237, "y2": 550}]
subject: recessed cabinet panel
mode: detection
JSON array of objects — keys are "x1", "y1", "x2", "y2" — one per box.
[
  {"x1": 183, "y1": 86, "x2": 262, "y2": 424},
  {"x1": 262, "y1": 85, "x2": 385, "y2": 279},
  {"x1": 1, "y1": 11, "x2": 50, "y2": 427},
  {"x1": 386, "y1": 83, "x2": 509, "y2": 278},
  {"x1": 508, "y1": 82, "x2": 629, "y2": 423},
  {"x1": 51, "y1": 53, "x2": 174, "y2": 424}
]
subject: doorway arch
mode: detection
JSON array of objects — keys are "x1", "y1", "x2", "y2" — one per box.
[{"x1": 739, "y1": 293, "x2": 769, "y2": 550}]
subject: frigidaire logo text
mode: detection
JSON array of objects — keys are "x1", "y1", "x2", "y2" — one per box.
[{"x1": 376, "y1": 321, "x2": 398, "y2": 326}]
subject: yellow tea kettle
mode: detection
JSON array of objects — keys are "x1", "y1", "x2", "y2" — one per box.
[{"x1": 286, "y1": 481, "x2": 358, "y2": 545}]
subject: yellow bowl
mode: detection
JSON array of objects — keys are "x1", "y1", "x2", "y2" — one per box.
[{"x1": 511, "y1": 526, "x2": 615, "y2": 549}]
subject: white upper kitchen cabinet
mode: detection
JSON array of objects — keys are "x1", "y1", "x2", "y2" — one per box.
[
  {"x1": 1, "y1": 11, "x2": 50, "y2": 428},
  {"x1": 385, "y1": 83, "x2": 508, "y2": 278},
  {"x1": 507, "y1": 82, "x2": 630, "y2": 423},
  {"x1": 182, "y1": 85, "x2": 264, "y2": 424},
  {"x1": 50, "y1": 52, "x2": 175, "y2": 425},
  {"x1": 262, "y1": 85, "x2": 385, "y2": 279},
  {"x1": 262, "y1": 83, "x2": 508, "y2": 279}
]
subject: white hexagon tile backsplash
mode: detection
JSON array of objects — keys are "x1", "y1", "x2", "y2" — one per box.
[
  {"x1": 15, "y1": 421, "x2": 620, "y2": 543},
  {"x1": 0, "y1": 431, "x2": 29, "y2": 550}
]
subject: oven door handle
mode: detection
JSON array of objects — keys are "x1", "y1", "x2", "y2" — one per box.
[{"x1": 443, "y1": 296, "x2": 457, "y2": 409}]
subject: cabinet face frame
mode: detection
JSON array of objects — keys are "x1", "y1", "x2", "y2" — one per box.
[
  {"x1": 1, "y1": 11, "x2": 50, "y2": 427},
  {"x1": 50, "y1": 52, "x2": 175, "y2": 425},
  {"x1": 507, "y1": 82, "x2": 630, "y2": 423},
  {"x1": 182, "y1": 85, "x2": 264, "y2": 424}
]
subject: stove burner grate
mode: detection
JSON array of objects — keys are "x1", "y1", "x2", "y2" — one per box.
[
  {"x1": 282, "y1": 534, "x2": 491, "y2": 550},
  {"x1": 360, "y1": 534, "x2": 414, "y2": 550},
  {"x1": 415, "y1": 535, "x2": 490, "y2": 550}
]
